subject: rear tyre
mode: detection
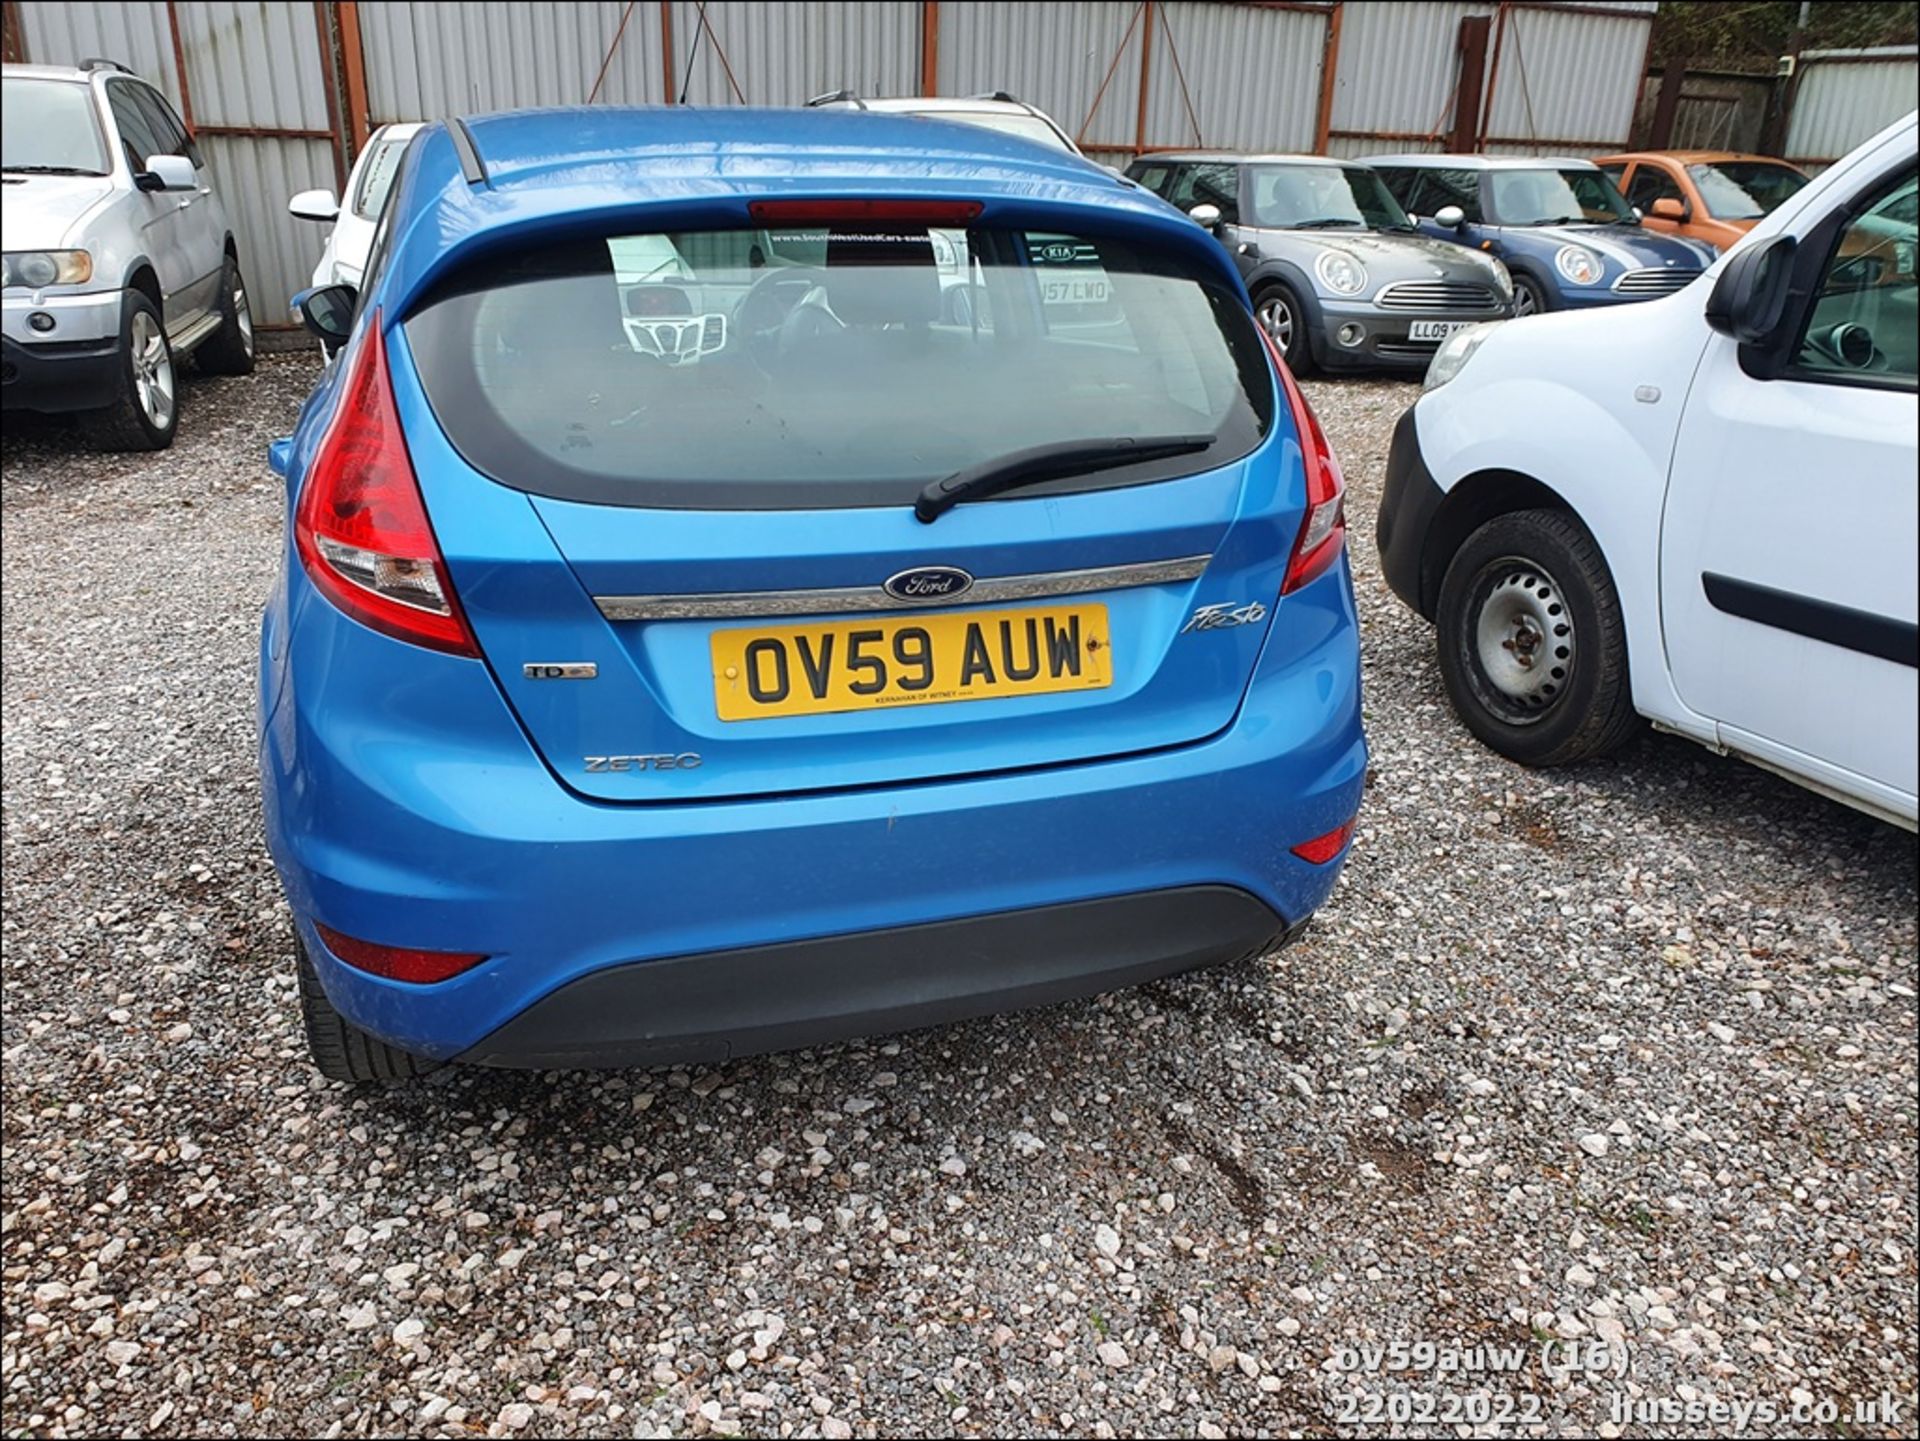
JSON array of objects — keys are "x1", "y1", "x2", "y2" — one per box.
[
  {"x1": 1434, "y1": 508, "x2": 1639, "y2": 767},
  {"x1": 1252, "y1": 282, "x2": 1315, "y2": 375},
  {"x1": 296, "y1": 936, "x2": 439, "y2": 1083},
  {"x1": 1512, "y1": 274, "x2": 1550, "y2": 317},
  {"x1": 196, "y1": 254, "x2": 256, "y2": 376},
  {"x1": 86, "y1": 290, "x2": 177, "y2": 451}
]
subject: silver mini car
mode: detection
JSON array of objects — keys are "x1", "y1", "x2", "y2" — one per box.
[{"x1": 1126, "y1": 152, "x2": 1515, "y2": 373}]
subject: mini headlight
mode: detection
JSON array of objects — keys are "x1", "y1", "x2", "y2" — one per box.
[
  {"x1": 1315, "y1": 249, "x2": 1368, "y2": 296},
  {"x1": 1554, "y1": 245, "x2": 1601, "y2": 285},
  {"x1": 3, "y1": 251, "x2": 93, "y2": 288},
  {"x1": 1423, "y1": 321, "x2": 1499, "y2": 392},
  {"x1": 1488, "y1": 257, "x2": 1513, "y2": 295}
]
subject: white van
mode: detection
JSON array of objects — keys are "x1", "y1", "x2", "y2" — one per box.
[{"x1": 1376, "y1": 113, "x2": 1917, "y2": 829}]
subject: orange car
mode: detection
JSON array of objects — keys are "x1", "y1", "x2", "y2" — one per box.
[{"x1": 1596, "y1": 151, "x2": 1810, "y2": 252}]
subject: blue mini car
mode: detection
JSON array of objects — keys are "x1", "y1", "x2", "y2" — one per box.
[
  {"x1": 1371, "y1": 154, "x2": 1717, "y2": 315},
  {"x1": 261, "y1": 107, "x2": 1366, "y2": 1081}
]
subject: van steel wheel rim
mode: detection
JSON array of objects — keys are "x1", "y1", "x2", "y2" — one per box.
[
  {"x1": 1257, "y1": 295, "x2": 1294, "y2": 349},
  {"x1": 1472, "y1": 560, "x2": 1573, "y2": 716},
  {"x1": 131, "y1": 311, "x2": 174, "y2": 427}
]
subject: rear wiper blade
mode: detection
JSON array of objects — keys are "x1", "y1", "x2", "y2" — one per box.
[
  {"x1": 1291, "y1": 217, "x2": 1364, "y2": 229},
  {"x1": 916, "y1": 434, "x2": 1216, "y2": 523}
]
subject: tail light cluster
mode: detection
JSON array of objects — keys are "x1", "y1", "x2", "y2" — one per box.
[
  {"x1": 1260, "y1": 328, "x2": 1348, "y2": 595},
  {"x1": 293, "y1": 319, "x2": 479, "y2": 657}
]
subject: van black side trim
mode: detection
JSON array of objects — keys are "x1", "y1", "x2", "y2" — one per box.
[
  {"x1": 1702, "y1": 573, "x2": 1918, "y2": 668},
  {"x1": 447, "y1": 117, "x2": 489, "y2": 188}
]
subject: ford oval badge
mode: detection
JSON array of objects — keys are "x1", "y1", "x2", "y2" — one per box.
[{"x1": 884, "y1": 566, "x2": 974, "y2": 603}]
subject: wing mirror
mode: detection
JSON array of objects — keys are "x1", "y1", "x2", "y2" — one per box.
[
  {"x1": 1433, "y1": 205, "x2": 1466, "y2": 229},
  {"x1": 291, "y1": 283, "x2": 357, "y2": 354},
  {"x1": 135, "y1": 154, "x2": 197, "y2": 193},
  {"x1": 288, "y1": 188, "x2": 340, "y2": 223},
  {"x1": 1188, "y1": 203, "x2": 1222, "y2": 231},
  {"x1": 1650, "y1": 197, "x2": 1689, "y2": 222},
  {"x1": 1704, "y1": 234, "x2": 1796, "y2": 345}
]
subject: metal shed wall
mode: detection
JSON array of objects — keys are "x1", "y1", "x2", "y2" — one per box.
[
  {"x1": 1479, "y1": 3, "x2": 1654, "y2": 151},
  {"x1": 1145, "y1": 1, "x2": 1325, "y2": 154},
  {"x1": 669, "y1": 0, "x2": 918, "y2": 108},
  {"x1": 1784, "y1": 47, "x2": 1919, "y2": 170},
  {"x1": 936, "y1": 0, "x2": 1144, "y2": 152}
]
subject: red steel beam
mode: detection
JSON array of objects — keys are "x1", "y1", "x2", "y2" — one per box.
[
  {"x1": 337, "y1": 1, "x2": 371, "y2": 144},
  {"x1": 660, "y1": 2, "x2": 676, "y2": 102},
  {"x1": 164, "y1": 0, "x2": 195, "y2": 131},
  {"x1": 1135, "y1": 0, "x2": 1155, "y2": 153},
  {"x1": 1312, "y1": 1, "x2": 1344, "y2": 153},
  {"x1": 312, "y1": 0, "x2": 348, "y2": 187},
  {"x1": 920, "y1": 0, "x2": 938, "y2": 95}
]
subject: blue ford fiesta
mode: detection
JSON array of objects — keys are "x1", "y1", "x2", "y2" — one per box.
[{"x1": 260, "y1": 107, "x2": 1366, "y2": 1081}]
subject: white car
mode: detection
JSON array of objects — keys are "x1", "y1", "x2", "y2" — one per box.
[
  {"x1": 805, "y1": 91, "x2": 1081, "y2": 156},
  {"x1": 1377, "y1": 112, "x2": 1917, "y2": 829},
  {"x1": 288, "y1": 121, "x2": 422, "y2": 289}
]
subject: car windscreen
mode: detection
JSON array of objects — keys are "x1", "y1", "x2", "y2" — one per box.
[
  {"x1": 1687, "y1": 161, "x2": 1808, "y2": 221},
  {"x1": 351, "y1": 132, "x2": 412, "y2": 220},
  {"x1": 1, "y1": 79, "x2": 110, "y2": 177},
  {"x1": 1487, "y1": 167, "x2": 1634, "y2": 225},
  {"x1": 1247, "y1": 165, "x2": 1411, "y2": 231},
  {"x1": 403, "y1": 223, "x2": 1273, "y2": 510}
]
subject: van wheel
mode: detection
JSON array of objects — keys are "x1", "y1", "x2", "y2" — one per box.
[
  {"x1": 196, "y1": 255, "x2": 256, "y2": 375},
  {"x1": 1513, "y1": 274, "x2": 1550, "y2": 316},
  {"x1": 86, "y1": 291, "x2": 177, "y2": 451},
  {"x1": 1434, "y1": 509, "x2": 1639, "y2": 767},
  {"x1": 1252, "y1": 283, "x2": 1315, "y2": 374},
  {"x1": 296, "y1": 936, "x2": 438, "y2": 1083}
]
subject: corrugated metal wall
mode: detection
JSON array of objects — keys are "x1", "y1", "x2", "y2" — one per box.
[
  {"x1": 1146, "y1": 1, "x2": 1324, "y2": 153},
  {"x1": 358, "y1": 2, "x2": 663, "y2": 118},
  {"x1": 17, "y1": 1, "x2": 337, "y2": 326},
  {"x1": 1785, "y1": 47, "x2": 1920, "y2": 170},
  {"x1": 670, "y1": 1, "x2": 917, "y2": 108},
  {"x1": 1480, "y1": 3, "x2": 1652, "y2": 151},
  {"x1": 1328, "y1": 1, "x2": 1486, "y2": 159},
  {"x1": 937, "y1": 0, "x2": 1143, "y2": 151}
]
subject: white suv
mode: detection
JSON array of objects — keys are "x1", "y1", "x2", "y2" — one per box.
[
  {"x1": 1377, "y1": 113, "x2": 1917, "y2": 829},
  {"x1": 2, "y1": 60, "x2": 253, "y2": 450}
]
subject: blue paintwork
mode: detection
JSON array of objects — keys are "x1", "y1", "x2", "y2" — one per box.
[{"x1": 259, "y1": 106, "x2": 1367, "y2": 1061}]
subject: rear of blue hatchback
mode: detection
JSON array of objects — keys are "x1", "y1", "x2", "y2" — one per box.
[{"x1": 260, "y1": 109, "x2": 1366, "y2": 1081}]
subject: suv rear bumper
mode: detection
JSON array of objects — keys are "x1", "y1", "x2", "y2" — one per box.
[
  {"x1": 262, "y1": 558, "x2": 1367, "y2": 1065},
  {"x1": 454, "y1": 886, "x2": 1295, "y2": 1068}
]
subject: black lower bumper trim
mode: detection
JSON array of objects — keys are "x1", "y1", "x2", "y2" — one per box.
[
  {"x1": 1, "y1": 335, "x2": 122, "y2": 414},
  {"x1": 459, "y1": 885, "x2": 1290, "y2": 1069},
  {"x1": 1376, "y1": 404, "x2": 1447, "y2": 617}
]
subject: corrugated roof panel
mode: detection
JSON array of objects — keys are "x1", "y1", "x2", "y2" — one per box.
[
  {"x1": 1145, "y1": 1, "x2": 1324, "y2": 152},
  {"x1": 176, "y1": 1, "x2": 329, "y2": 130},
  {"x1": 197, "y1": 132, "x2": 337, "y2": 319},
  {"x1": 1481, "y1": 5, "x2": 1652, "y2": 150}
]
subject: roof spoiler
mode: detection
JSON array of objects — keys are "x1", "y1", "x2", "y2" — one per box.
[
  {"x1": 80, "y1": 57, "x2": 136, "y2": 75},
  {"x1": 805, "y1": 89, "x2": 865, "y2": 109}
]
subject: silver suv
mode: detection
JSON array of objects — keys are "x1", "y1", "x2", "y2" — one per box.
[
  {"x1": 2, "y1": 60, "x2": 253, "y2": 450},
  {"x1": 1126, "y1": 153, "x2": 1515, "y2": 374}
]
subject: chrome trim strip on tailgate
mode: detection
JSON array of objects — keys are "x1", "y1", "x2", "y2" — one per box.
[{"x1": 595, "y1": 555, "x2": 1213, "y2": 622}]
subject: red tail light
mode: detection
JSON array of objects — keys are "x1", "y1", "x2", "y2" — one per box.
[
  {"x1": 294, "y1": 319, "x2": 479, "y2": 657},
  {"x1": 1259, "y1": 328, "x2": 1347, "y2": 594},
  {"x1": 316, "y1": 923, "x2": 488, "y2": 985},
  {"x1": 1291, "y1": 817, "x2": 1356, "y2": 865},
  {"x1": 747, "y1": 199, "x2": 984, "y2": 225}
]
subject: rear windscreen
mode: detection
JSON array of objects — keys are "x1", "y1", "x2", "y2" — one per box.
[{"x1": 403, "y1": 223, "x2": 1273, "y2": 509}]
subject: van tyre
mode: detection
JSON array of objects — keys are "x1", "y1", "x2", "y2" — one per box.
[
  {"x1": 196, "y1": 255, "x2": 256, "y2": 375},
  {"x1": 1435, "y1": 508, "x2": 1639, "y2": 767},
  {"x1": 1252, "y1": 282, "x2": 1315, "y2": 375},
  {"x1": 296, "y1": 935, "x2": 438, "y2": 1083},
  {"x1": 87, "y1": 290, "x2": 177, "y2": 451}
]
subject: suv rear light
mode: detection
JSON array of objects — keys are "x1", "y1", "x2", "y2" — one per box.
[
  {"x1": 293, "y1": 319, "x2": 479, "y2": 657},
  {"x1": 1291, "y1": 816, "x2": 1355, "y2": 864},
  {"x1": 1260, "y1": 329, "x2": 1347, "y2": 594},
  {"x1": 315, "y1": 923, "x2": 487, "y2": 985}
]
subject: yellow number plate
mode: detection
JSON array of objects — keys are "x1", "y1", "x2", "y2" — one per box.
[{"x1": 711, "y1": 603, "x2": 1113, "y2": 721}]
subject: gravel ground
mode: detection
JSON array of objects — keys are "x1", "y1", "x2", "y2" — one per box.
[{"x1": 3, "y1": 356, "x2": 1914, "y2": 1440}]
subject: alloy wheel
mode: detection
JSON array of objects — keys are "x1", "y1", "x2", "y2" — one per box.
[{"x1": 130, "y1": 309, "x2": 175, "y2": 430}]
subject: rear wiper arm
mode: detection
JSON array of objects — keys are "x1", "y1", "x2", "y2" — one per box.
[{"x1": 916, "y1": 434, "x2": 1216, "y2": 523}]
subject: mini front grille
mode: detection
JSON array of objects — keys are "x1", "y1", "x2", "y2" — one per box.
[
  {"x1": 1374, "y1": 280, "x2": 1502, "y2": 312},
  {"x1": 1613, "y1": 267, "x2": 1701, "y2": 296}
]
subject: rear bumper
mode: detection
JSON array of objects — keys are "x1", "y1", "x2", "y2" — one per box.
[
  {"x1": 456, "y1": 886, "x2": 1293, "y2": 1068},
  {"x1": 263, "y1": 558, "x2": 1366, "y2": 1065}
]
